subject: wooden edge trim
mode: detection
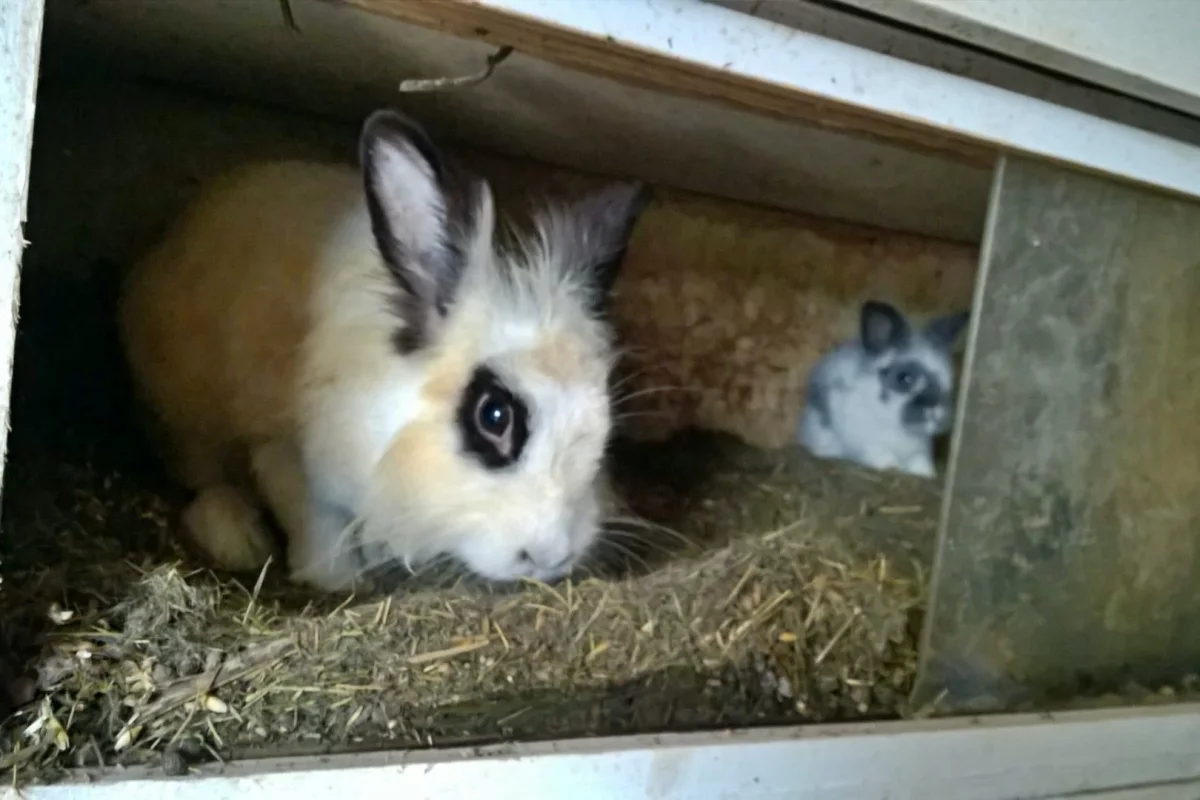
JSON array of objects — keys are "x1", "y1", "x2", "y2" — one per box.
[{"x1": 339, "y1": 0, "x2": 995, "y2": 167}]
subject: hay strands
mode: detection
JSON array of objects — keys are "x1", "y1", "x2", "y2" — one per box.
[
  {"x1": 407, "y1": 636, "x2": 491, "y2": 666},
  {"x1": 114, "y1": 637, "x2": 296, "y2": 752}
]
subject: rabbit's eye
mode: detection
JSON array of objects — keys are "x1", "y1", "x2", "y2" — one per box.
[
  {"x1": 458, "y1": 366, "x2": 530, "y2": 469},
  {"x1": 477, "y1": 393, "x2": 513, "y2": 436},
  {"x1": 887, "y1": 366, "x2": 919, "y2": 393}
]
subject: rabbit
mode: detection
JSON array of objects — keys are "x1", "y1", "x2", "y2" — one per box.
[
  {"x1": 118, "y1": 108, "x2": 651, "y2": 593},
  {"x1": 797, "y1": 299, "x2": 970, "y2": 478}
]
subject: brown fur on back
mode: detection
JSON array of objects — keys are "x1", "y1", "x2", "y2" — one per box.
[{"x1": 118, "y1": 162, "x2": 363, "y2": 485}]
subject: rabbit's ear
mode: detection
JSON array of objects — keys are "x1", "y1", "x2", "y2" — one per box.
[
  {"x1": 924, "y1": 310, "x2": 971, "y2": 351},
  {"x1": 359, "y1": 109, "x2": 490, "y2": 351},
  {"x1": 539, "y1": 183, "x2": 652, "y2": 318},
  {"x1": 571, "y1": 183, "x2": 651, "y2": 308},
  {"x1": 860, "y1": 300, "x2": 909, "y2": 355}
]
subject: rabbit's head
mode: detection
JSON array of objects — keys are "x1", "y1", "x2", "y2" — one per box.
[
  {"x1": 355, "y1": 110, "x2": 649, "y2": 583},
  {"x1": 858, "y1": 300, "x2": 969, "y2": 439}
]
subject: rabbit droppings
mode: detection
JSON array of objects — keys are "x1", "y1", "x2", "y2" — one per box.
[
  {"x1": 798, "y1": 300, "x2": 969, "y2": 478},
  {"x1": 119, "y1": 109, "x2": 650, "y2": 593}
]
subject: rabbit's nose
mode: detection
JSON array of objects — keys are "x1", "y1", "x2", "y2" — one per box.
[{"x1": 522, "y1": 541, "x2": 572, "y2": 572}]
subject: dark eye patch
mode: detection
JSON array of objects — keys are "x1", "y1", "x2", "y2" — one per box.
[
  {"x1": 457, "y1": 366, "x2": 530, "y2": 469},
  {"x1": 881, "y1": 361, "x2": 927, "y2": 394}
]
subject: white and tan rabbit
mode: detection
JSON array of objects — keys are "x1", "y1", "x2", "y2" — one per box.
[
  {"x1": 798, "y1": 300, "x2": 969, "y2": 478},
  {"x1": 119, "y1": 109, "x2": 650, "y2": 593}
]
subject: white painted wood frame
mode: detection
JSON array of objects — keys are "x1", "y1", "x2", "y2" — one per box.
[
  {"x1": 0, "y1": 0, "x2": 43, "y2": 511},
  {"x1": 9, "y1": 1, "x2": 1200, "y2": 798},
  {"x1": 835, "y1": 0, "x2": 1200, "y2": 121},
  {"x1": 12, "y1": 704, "x2": 1200, "y2": 800},
  {"x1": 411, "y1": 0, "x2": 1200, "y2": 201}
]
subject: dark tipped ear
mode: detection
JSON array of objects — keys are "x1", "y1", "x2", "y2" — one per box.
[
  {"x1": 860, "y1": 300, "x2": 908, "y2": 355},
  {"x1": 925, "y1": 310, "x2": 971, "y2": 351},
  {"x1": 359, "y1": 109, "x2": 482, "y2": 350},
  {"x1": 568, "y1": 182, "x2": 653, "y2": 315}
]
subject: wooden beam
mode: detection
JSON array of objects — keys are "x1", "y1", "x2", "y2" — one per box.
[
  {"x1": 339, "y1": 0, "x2": 1200, "y2": 206},
  {"x1": 341, "y1": 0, "x2": 994, "y2": 167}
]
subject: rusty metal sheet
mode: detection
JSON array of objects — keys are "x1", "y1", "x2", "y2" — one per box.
[{"x1": 915, "y1": 154, "x2": 1200, "y2": 713}]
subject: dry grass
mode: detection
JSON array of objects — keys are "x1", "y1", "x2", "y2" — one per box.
[{"x1": 0, "y1": 427, "x2": 939, "y2": 786}]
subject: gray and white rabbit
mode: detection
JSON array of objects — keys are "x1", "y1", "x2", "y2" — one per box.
[
  {"x1": 798, "y1": 300, "x2": 970, "y2": 478},
  {"x1": 119, "y1": 108, "x2": 650, "y2": 593}
]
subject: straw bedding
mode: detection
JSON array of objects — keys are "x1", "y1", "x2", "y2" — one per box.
[{"x1": 0, "y1": 398, "x2": 938, "y2": 782}]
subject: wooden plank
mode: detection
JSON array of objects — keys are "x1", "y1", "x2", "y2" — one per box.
[
  {"x1": 712, "y1": 0, "x2": 1200, "y2": 147},
  {"x1": 917, "y1": 154, "x2": 1200, "y2": 712},
  {"x1": 344, "y1": 0, "x2": 994, "y2": 167},
  {"x1": 343, "y1": 0, "x2": 1200, "y2": 203},
  {"x1": 1072, "y1": 785, "x2": 1200, "y2": 800},
  {"x1": 42, "y1": 0, "x2": 993, "y2": 241},
  {"x1": 13, "y1": 703, "x2": 1200, "y2": 799},
  {"x1": 0, "y1": 0, "x2": 44, "y2": 513},
  {"x1": 839, "y1": 0, "x2": 1200, "y2": 120}
]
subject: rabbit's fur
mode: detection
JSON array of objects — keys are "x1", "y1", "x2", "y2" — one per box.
[
  {"x1": 798, "y1": 300, "x2": 969, "y2": 478},
  {"x1": 119, "y1": 110, "x2": 650, "y2": 592}
]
